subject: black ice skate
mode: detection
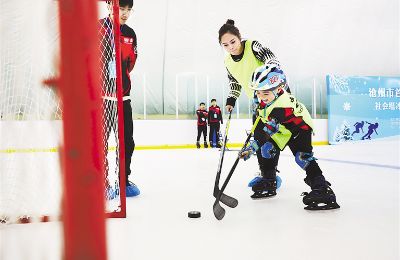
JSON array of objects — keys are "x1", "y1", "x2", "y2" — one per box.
[
  {"x1": 302, "y1": 176, "x2": 340, "y2": 211},
  {"x1": 196, "y1": 141, "x2": 200, "y2": 149},
  {"x1": 204, "y1": 142, "x2": 208, "y2": 148},
  {"x1": 251, "y1": 170, "x2": 277, "y2": 200}
]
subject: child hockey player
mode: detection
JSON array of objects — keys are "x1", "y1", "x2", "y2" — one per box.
[
  {"x1": 196, "y1": 102, "x2": 208, "y2": 148},
  {"x1": 241, "y1": 64, "x2": 340, "y2": 211},
  {"x1": 208, "y1": 99, "x2": 223, "y2": 148}
]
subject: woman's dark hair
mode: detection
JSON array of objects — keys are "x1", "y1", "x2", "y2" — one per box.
[{"x1": 218, "y1": 19, "x2": 241, "y2": 44}]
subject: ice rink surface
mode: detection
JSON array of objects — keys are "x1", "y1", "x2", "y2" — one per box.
[{"x1": 1, "y1": 139, "x2": 399, "y2": 260}]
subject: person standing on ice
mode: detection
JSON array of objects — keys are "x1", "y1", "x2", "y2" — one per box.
[
  {"x1": 100, "y1": 0, "x2": 140, "y2": 197},
  {"x1": 218, "y1": 19, "x2": 289, "y2": 186},
  {"x1": 196, "y1": 102, "x2": 209, "y2": 148},
  {"x1": 208, "y1": 99, "x2": 223, "y2": 148},
  {"x1": 240, "y1": 64, "x2": 340, "y2": 211}
]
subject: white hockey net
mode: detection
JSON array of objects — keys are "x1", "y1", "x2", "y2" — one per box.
[
  {"x1": 0, "y1": 0, "x2": 123, "y2": 225},
  {"x1": 0, "y1": 0, "x2": 62, "y2": 225},
  {"x1": 98, "y1": 13, "x2": 124, "y2": 213}
]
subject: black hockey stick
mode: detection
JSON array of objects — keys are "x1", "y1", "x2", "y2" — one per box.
[
  {"x1": 213, "y1": 110, "x2": 238, "y2": 208},
  {"x1": 213, "y1": 116, "x2": 261, "y2": 220}
]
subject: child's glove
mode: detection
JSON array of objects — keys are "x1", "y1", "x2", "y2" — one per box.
[
  {"x1": 263, "y1": 118, "x2": 279, "y2": 136},
  {"x1": 240, "y1": 140, "x2": 259, "y2": 161}
]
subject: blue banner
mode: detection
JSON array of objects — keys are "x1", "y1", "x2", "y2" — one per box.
[{"x1": 326, "y1": 75, "x2": 400, "y2": 144}]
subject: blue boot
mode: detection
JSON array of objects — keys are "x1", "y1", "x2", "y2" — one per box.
[
  {"x1": 105, "y1": 186, "x2": 116, "y2": 200},
  {"x1": 126, "y1": 181, "x2": 140, "y2": 197},
  {"x1": 248, "y1": 172, "x2": 282, "y2": 189},
  {"x1": 250, "y1": 170, "x2": 280, "y2": 200}
]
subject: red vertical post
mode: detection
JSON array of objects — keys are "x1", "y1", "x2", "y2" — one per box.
[{"x1": 58, "y1": 0, "x2": 107, "y2": 259}]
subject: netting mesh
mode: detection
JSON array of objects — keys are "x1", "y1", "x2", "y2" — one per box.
[
  {"x1": 0, "y1": 0, "x2": 123, "y2": 224},
  {"x1": 0, "y1": 0, "x2": 62, "y2": 224},
  {"x1": 98, "y1": 15, "x2": 122, "y2": 213}
]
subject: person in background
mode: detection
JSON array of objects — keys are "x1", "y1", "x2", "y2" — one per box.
[
  {"x1": 196, "y1": 102, "x2": 208, "y2": 149},
  {"x1": 208, "y1": 99, "x2": 223, "y2": 148},
  {"x1": 100, "y1": 0, "x2": 139, "y2": 197}
]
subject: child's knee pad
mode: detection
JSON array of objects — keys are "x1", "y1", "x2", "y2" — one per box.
[
  {"x1": 295, "y1": 152, "x2": 317, "y2": 170},
  {"x1": 261, "y1": 141, "x2": 276, "y2": 159}
]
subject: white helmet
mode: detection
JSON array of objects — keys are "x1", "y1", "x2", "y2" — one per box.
[{"x1": 249, "y1": 64, "x2": 286, "y2": 91}]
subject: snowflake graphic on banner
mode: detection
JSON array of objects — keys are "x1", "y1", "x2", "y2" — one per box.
[
  {"x1": 329, "y1": 75, "x2": 350, "y2": 93},
  {"x1": 343, "y1": 102, "x2": 351, "y2": 111}
]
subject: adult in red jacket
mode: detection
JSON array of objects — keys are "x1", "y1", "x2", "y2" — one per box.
[
  {"x1": 100, "y1": 0, "x2": 139, "y2": 197},
  {"x1": 196, "y1": 102, "x2": 208, "y2": 149},
  {"x1": 208, "y1": 99, "x2": 223, "y2": 148}
]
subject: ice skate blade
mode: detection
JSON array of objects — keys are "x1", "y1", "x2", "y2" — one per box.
[
  {"x1": 305, "y1": 207, "x2": 340, "y2": 213},
  {"x1": 304, "y1": 202, "x2": 340, "y2": 212},
  {"x1": 251, "y1": 194, "x2": 276, "y2": 200}
]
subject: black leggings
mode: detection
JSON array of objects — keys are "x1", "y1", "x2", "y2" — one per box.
[
  {"x1": 209, "y1": 122, "x2": 220, "y2": 143},
  {"x1": 254, "y1": 119, "x2": 322, "y2": 178},
  {"x1": 197, "y1": 125, "x2": 207, "y2": 142},
  {"x1": 103, "y1": 99, "x2": 135, "y2": 182}
]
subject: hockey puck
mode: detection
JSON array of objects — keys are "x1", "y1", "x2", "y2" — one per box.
[{"x1": 188, "y1": 211, "x2": 201, "y2": 218}]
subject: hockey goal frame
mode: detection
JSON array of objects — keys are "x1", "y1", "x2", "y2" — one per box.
[
  {"x1": 98, "y1": 0, "x2": 128, "y2": 220},
  {"x1": 58, "y1": 0, "x2": 127, "y2": 258}
]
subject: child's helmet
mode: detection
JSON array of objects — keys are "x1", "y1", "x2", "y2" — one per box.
[{"x1": 249, "y1": 64, "x2": 286, "y2": 91}]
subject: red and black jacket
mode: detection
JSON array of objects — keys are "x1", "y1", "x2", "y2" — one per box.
[
  {"x1": 260, "y1": 89, "x2": 309, "y2": 134},
  {"x1": 208, "y1": 106, "x2": 223, "y2": 124},
  {"x1": 99, "y1": 17, "x2": 137, "y2": 97},
  {"x1": 196, "y1": 109, "x2": 208, "y2": 126}
]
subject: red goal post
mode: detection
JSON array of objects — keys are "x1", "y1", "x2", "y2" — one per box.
[
  {"x1": 57, "y1": 0, "x2": 109, "y2": 259},
  {"x1": 0, "y1": 0, "x2": 128, "y2": 258},
  {"x1": 58, "y1": 0, "x2": 127, "y2": 258}
]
